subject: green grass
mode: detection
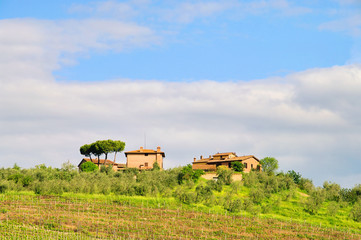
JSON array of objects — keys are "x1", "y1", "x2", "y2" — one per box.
[{"x1": 0, "y1": 191, "x2": 360, "y2": 239}]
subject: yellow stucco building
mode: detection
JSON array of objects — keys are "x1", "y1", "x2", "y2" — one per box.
[
  {"x1": 125, "y1": 146, "x2": 165, "y2": 170},
  {"x1": 192, "y1": 152, "x2": 261, "y2": 172}
]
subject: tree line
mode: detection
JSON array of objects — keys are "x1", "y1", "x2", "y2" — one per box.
[
  {"x1": 0, "y1": 160, "x2": 360, "y2": 222},
  {"x1": 80, "y1": 140, "x2": 125, "y2": 164}
]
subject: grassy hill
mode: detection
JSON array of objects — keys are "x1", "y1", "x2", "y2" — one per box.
[{"x1": 0, "y1": 164, "x2": 360, "y2": 239}]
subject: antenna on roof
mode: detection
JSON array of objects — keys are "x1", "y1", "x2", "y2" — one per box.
[{"x1": 144, "y1": 132, "x2": 146, "y2": 149}]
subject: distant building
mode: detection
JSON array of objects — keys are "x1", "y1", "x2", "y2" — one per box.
[
  {"x1": 78, "y1": 158, "x2": 126, "y2": 171},
  {"x1": 78, "y1": 146, "x2": 165, "y2": 171},
  {"x1": 192, "y1": 152, "x2": 260, "y2": 172},
  {"x1": 125, "y1": 146, "x2": 165, "y2": 170}
]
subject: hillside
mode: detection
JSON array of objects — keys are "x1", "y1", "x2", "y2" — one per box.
[{"x1": 0, "y1": 164, "x2": 360, "y2": 239}]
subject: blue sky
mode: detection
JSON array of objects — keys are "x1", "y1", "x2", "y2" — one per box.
[
  {"x1": 1, "y1": 0, "x2": 358, "y2": 82},
  {"x1": 0, "y1": 0, "x2": 361, "y2": 187}
]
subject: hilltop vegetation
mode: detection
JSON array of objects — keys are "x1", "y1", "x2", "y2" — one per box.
[{"x1": 0, "y1": 162, "x2": 360, "y2": 230}]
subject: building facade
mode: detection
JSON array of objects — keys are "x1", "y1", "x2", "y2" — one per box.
[
  {"x1": 125, "y1": 146, "x2": 165, "y2": 170},
  {"x1": 192, "y1": 152, "x2": 260, "y2": 172}
]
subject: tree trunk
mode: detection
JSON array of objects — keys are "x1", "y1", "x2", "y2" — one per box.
[{"x1": 114, "y1": 152, "x2": 117, "y2": 162}]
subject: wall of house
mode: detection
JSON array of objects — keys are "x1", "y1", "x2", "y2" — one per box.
[
  {"x1": 242, "y1": 157, "x2": 261, "y2": 173},
  {"x1": 127, "y1": 154, "x2": 163, "y2": 169}
]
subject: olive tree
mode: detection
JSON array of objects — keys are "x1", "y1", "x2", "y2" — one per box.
[{"x1": 259, "y1": 157, "x2": 279, "y2": 175}]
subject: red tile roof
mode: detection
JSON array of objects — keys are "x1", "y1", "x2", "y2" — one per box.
[{"x1": 124, "y1": 147, "x2": 165, "y2": 157}]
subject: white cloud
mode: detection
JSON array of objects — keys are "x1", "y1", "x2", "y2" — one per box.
[
  {"x1": 244, "y1": 0, "x2": 312, "y2": 16},
  {"x1": 0, "y1": 15, "x2": 361, "y2": 189},
  {"x1": 319, "y1": 15, "x2": 361, "y2": 37},
  {"x1": 69, "y1": 1, "x2": 138, "y2": 19},
  {"x1": 1, "y1": 57, "x2": 361, "y2": 188},
  {"x1": 68, "y1": 0, "x2": 312, "y2": 24},
  {"x1": 0, "y1": 18, "x2": 157, "y2": 84}
]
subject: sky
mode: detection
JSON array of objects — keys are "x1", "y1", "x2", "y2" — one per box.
[{"x1": 0, "y1": 0, "x2": 361, "y2": 188}]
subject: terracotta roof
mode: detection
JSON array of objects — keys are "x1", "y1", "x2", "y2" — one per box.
[
  {"x1": 213, "y1": 152, "x2": 236, "y2": 156},
  {"x1": 208, "y1": 155, "x2": 259, "y2": 163},
  {"x1": 124, "y1": 148, "x2": 165, "y2": 157},
  {"x1": 194, "y1": 157, "x2": 212, "y2": 163},
  {"x1": 117, "y1": 163, "x2": 126, "y2": 168},
  {"x1": 79, "y1": 158, "x2": 124, "y2": 166}
]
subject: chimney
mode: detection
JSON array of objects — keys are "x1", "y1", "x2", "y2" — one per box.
[
  {"x1": 200, "y1": 155, "x2": 203, "y2": 159},
  {"x1": 193, "y1": 157, "x2": 196, "y2": 162},
  {"x1": 209, "y1": 155, "x2": 211, "y2": 158},
  {"x1": 140, "y1": 146, "x2": 143, "y2": 152},
  {"x1": 157, "y1": 146, "x2": 161, "y2": 152}
]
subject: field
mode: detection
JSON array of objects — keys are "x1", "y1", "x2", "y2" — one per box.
[{"x1": 1, "y1": 192, "x2": 360, "y2": 239}]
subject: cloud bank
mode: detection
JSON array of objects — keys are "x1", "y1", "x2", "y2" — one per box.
[{"x1": 0, "y1": 12, "x2": 361, "y2": 188}]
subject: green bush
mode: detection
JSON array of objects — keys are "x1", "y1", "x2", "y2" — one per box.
[
  {"x1": 287, "y1": 170, "x2": 302, "y2": 184},
  {"x1": 225, "y1": 198, "x2": 243, "y2": 213},
  {"x1": 206, "y1": 180, "x2": 223, "y2": 192},
  {"x1": 304, "y1": 188, "x2": 325, "y2": 214},
  {"x1": 152, "y1": 162, "x2": 160, "y2": 171},
  {"x1": 174, "y1": 188, "x2": 196, "y2": 204},
  {"x1": 178, "y1": 165, "x2": 204, "y2": 184},
  {"x1": 249, "y1": 188, "x2": 265, "y2": 204},
  {"x1": 195, "y1": 184, "x2": 213, "y2": 202},
  {"x1": 350, "y1": 200, "x2": 361, "y2": 222},
  {"x1": 34, "y1": 182, "x2": 45, "y2": 195},
  {"x1": 323, "y1": 181, "x2": 341, "y2": 202},
  {"x1": 0, "y1": 181, "x2": 8, "y2": 193},
  {"x1": 299, "y1": 178, "x2": 314, "y2": 193},
  {"x1": 327, "y1": 201, "x2": 339, "y2": 216},
  {"x1": 243, "y1": 171, "x2": 259, "y2": 187},
  {"x1": 216, "y1": 166, "x2": 233, "y2": 185},
  {"x1": 231, "y1": 161, "x2": 244, "y2": 172},
  {"x1": 80, "y1": 162, "x2": 98, "y2": 172}
]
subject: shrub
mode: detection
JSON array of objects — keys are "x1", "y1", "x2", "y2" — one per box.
[
  {"x1": 299, "y1": 178, "x2": 314, "y2": 193},
  {"x1": 195, "y1": 184, "x2": 213, "y2": 202},
  {"x1": 216, "y1": 166, "x2": 233, "y2": 185},
  {"x1": 327, "y1": 201, "x2": 339, "y2": 216},
  {"x1": 225, "y1": 198, "x2": 243, "y2": 213},
  {"x1": 350, "y1": 200, "x2": 361, "y2": 222},
  {"x1": 230, "y1": 181, "x2": 242, "y2": 194},
  {"x1": 231, "y1": 161, "x2": 244, "y2": 172},
  {"x1": 174, "y1": 188, "x2": 196, "y2": 204},
  {"x1": 79, "y1": 162, "x2": 98, "y2": 172},
  {"x1": 152, "y1": 162, "x2": 160, "y2": 171},
  {"x1": 249, "y1": 188, "x2": 265, "y2": 204},
  {"x1": 259, "y1": 157, "x2": 279, "y2": 175},
  {"x1": 243, "y1": 171, "x2": 259, "y2": 187},
  {"x1": 0, "y1": 181, "x2": 8, "y2": 193},
  {"x1": 261, "y1": 203, "x2": 272, "y2": 214},
  {"x1": 22, "y1": 175, "x2": 33, "y2": 187},
  {"x1": 304, "y1": 188, "x2": 325, "y2": 214},
  {"x1": 178, "y1": 165, "x2": 204, "y2": 184},
  {"x1": 206, "y1": 180, "x2": 223, "y2": 192},
  {"x1": 287, "y1": 170, "x2": 302, "y2": 184},
  {"x1": 323, "y1": 181, "x2": 341, "y2": 202},
  {"x1": 34, "y1": 182, "x2": 46, "y2": 195}
]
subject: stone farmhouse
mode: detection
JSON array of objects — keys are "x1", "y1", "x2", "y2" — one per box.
[
  {"x1": 192, "y1": 152, "x2": 261, "y2": 172},
  {"x1": 124, "y1": 146, "x2": 165, "y2": 170},
  {"x1": 78, "y1": 146, "x2": 165, "y2": 171}
]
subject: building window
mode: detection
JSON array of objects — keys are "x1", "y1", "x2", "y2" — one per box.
[
  {"x1": 145, "y1": 162, "x2": 148, "y2": 167},
  {"x1": 251, "y1": 164, "x2": 253, "y2": 169},
  {"x1": 244, "y1": 163, "x2": 247, "y2": 168}
]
